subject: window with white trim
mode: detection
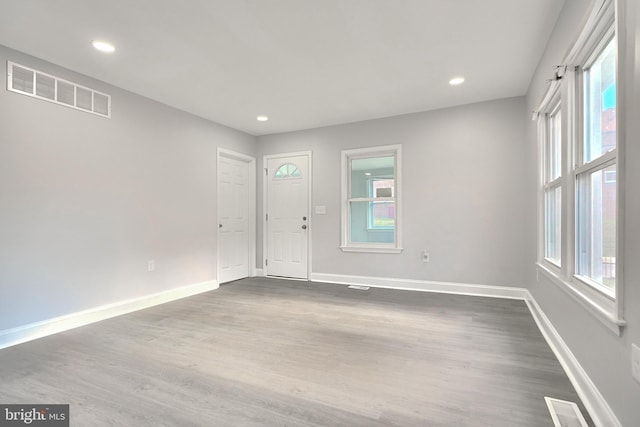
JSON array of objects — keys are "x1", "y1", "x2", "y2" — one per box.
[
  {"x1": 341, "y1": 145, "x2": 402, "y2": 253},
  {"x1": 543, "y1": 98, "x2": 562, "y2": 266},
  {"x1": 274, "y1": 163, "x2": 302, "y2": 179},
  {"x1": 535, "y1": 0, "x2": 623, "y2": 334},
  {"x1": 575, "y1": 33, "x2": 617, "y2": 295}
]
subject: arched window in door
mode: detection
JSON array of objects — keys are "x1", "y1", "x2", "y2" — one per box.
[{"x1": 274, "y1": 163, "x2": 302, "y2": 179}]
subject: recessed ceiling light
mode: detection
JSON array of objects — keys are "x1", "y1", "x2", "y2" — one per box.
[
  {"x1": 364, "y1": 172, "x2": 372, "y2": 176},
  {"x1": 449, "y1": 77, "x2": 465, "y2": 86},
  {"x1": 92, "y1": 40, "x2": 115, "y2": 53},
  {"x1": 256, "y1": 115, "x2": 269, "y2": 122}
]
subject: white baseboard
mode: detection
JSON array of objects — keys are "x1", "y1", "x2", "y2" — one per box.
[
  {"x1": 254, "y1": 268, "x2": 265, "y2": 277},
  {"x1": 0, "y1": 279, "x2": 219, "y2": 350},
  {"x1": 310, "y1": 272, "x2": 528, "y2": 299},
  {"x1": 525, "y1": 291, "x2": 621, "y2": 427}
]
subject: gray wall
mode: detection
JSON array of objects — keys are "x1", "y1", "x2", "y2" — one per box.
[
  {"x1": 0, "y1": 45, "x2": 256, "y2": 331},
  {"x1": 525, "y1": 0, "x2": 640, "y2": 425},
  {"x1": 257, "y1": 97, "x2": 530, "y2": 287}
]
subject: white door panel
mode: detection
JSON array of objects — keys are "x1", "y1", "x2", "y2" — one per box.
[
  {"x1": 266, "y1": 154, "x2": 309, "y2": 279},
  {"x1": 218, "y1": 155, "x2": 250, "y2": 283}
]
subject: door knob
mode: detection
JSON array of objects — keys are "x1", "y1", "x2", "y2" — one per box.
[
  {"x1": 219, "y1": 224, "x2": 223, "y2": 228},
  {"x1": 302, "y1": 225, "x2": 307, "y2": 230}
]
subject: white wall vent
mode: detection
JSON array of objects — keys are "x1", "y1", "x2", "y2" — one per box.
[{"x1": 6, "y1": 61, "x2": 111, "y2": 118}]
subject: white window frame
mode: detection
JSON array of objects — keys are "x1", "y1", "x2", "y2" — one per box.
[
  {"x1": 541, "y1": 91, "x2": 562, "y2": 269},
  {"x1": 574, "y1": 30, "x2": 618, "y2": 296},
  {"x1": 535, "y1": 0, "x2": 625, "y2": 335},
  {"x1": 340, "y1": 144, "x2": 402, "y2": 253}
]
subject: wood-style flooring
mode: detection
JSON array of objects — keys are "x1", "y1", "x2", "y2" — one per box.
[{"x1": 0, "y1": 277, "x2": 593, "y2": 426}]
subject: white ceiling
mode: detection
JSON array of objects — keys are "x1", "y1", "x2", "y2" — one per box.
[{"x1": 0, "y1": 0, "x2": 564, "y2": 136}]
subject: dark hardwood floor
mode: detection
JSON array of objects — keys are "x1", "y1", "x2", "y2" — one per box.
[{"x1": 0, "y1": 277, "x2": 592, "y2": 426}]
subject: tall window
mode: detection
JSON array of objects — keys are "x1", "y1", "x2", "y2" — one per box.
[
  {"x1": 536, "y1": 0, "x2": 622, "y2": 334},
  {"x1": 544, "y1": 102, "x2": 562, "y2": 266},
  {"x1": 575, "y1": 34, "x2": 617, "y2": 295},
  {"x1": 341, "y1": 145, "x2": 402, "y2": 253}
]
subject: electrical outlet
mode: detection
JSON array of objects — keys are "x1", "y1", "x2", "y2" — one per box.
[
  {"x1": 422, "y1": 251, "x2": 430, "y2": 263},
  {"x1": 148, "y1": 260, "x2": 155, "y2": 272},
  {"x1": 632, "y1": 344, "x2": 640, "y2": 383}
]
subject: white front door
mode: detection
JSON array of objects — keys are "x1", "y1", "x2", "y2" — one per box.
[
  {"x1": 266, "y1": 154, "x2": 310, "y2": 279},
  {"x1": 218, "y1": 152, "x2": 252, "y2": 283}
]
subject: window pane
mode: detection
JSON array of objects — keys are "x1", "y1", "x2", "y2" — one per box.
[
  {"x1": 371, "y1": 179, "x2": 394, "y2": 198},
  {"x1": 576, "y1": 164, "x2": 616, "y2": 290},
  {"x1": 370, "y1": 201, "x2": 395, "y2": 229},
  {"x1": 274, "y1": 163, "x2": 302, "y2": 179},
  {"x1": 351, "y1": 156, "x2": 394, "y2": 198},
  {"x1": 584, "y1": 36, "x2": 616, "y2": 163},
  {"x1": 350, "y1": 201, "x2": 394, "y2": 244},
  {"x1": 549, "y1": 109, "x2": 562, "y2": 181},
  {"x1": 545, "y1": 186, "x2": 561, "y2": 264}
]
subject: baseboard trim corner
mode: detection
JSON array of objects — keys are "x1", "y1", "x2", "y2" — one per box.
[
  {"x1": 524, "y1": 291, "x2": 621, "y2": 427},
  {"x1": 0, "y1": 279, "x2": 219, "y2": 351},
  {"x1": 254, "y1": 268, "x2": 265, "y2": 277}
]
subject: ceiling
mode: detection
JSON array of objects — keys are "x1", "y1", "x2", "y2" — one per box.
[{"x1": 0, "y1": 0, "x2": 564, "y2": 136}]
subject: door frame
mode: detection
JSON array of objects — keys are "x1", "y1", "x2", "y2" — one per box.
[
  {"x1": 262, "y1": 151, "x2": 312, "y2": 280},
  {"x1": 217, "y1": 148, "x2": 257, "y2": 282}
]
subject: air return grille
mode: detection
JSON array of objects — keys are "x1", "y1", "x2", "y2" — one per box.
[
  {"x1": 7, "y1": 61, "x2": 111, "y2": 118},
  {"x1": 545, "y1": 397, "x2": 588, "y2": 427}
]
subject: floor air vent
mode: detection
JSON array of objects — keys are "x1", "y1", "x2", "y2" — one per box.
[
  {"x1": 348, "y1": 285, "x2": 370, "y2": 291},
  {"x1": 545, "y1": 397, "x2": 588, "y2": 427}
]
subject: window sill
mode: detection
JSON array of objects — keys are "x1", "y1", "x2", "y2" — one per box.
[
  {"x1": 543, "y1": 257, "x2": 561, "y2": 269},
  {"x1": 340, "y1": 246, "x2": 403, "y2": 254},
  {"x1": 536, "y1": 262, "x2": 625, "y2": 336}
]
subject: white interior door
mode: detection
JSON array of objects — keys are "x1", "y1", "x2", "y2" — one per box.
[
  {"x1": 218, "y1": 153, "x2": 252, "y2": 283},
  {"x1": 266, "y1": 154, "x2": 310, "y2": 279}
]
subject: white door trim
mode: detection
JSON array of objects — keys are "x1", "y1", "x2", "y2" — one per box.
[
  {"x1": 262, "y1": 151, "x2": 312, "y2": 279},
  {"x1": 217, "y1": 148, "x2": 257, "y2": 281}
]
